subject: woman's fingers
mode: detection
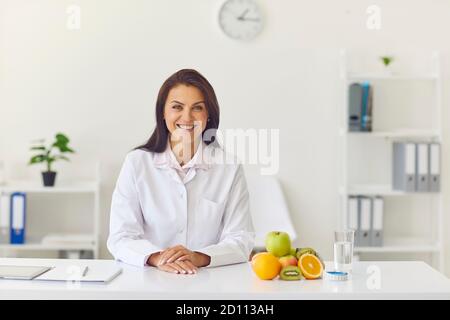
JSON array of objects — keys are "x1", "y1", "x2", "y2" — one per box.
[
  {"x1": 158, "y1": 248, "x2": 176, "y2": 265},
  {"x1": 166, "y1": 262, "x2": 187, "y2": 274},
  {"x1": 155, "y1": 247, "x2": 199, "y2": 275},
  {"x1": 158, "y1": 262, "x2": 197, "y2": 275},
  {"x1": 159, "y1": 246, "x2": 184, "y2": 265},
  {"x1": 174, "y1": 260, "x2": 196, "y2": 274},
  {"x1": 158, "y1": 263, "x2": 179, "y2": 274},
  {"x1": 177, "y1": 254, "x2": 202, "y2": 267},
  {"x1": 181, "y1": 260, "x2": 198, "y2": 273},
  {"x1": 159, "y1": 248, "x2": 178, "y2": 264},
  {"x1": 176, "y1": 254, "x2": 191, "y2": 262},
  {"x1": 158, "y1": 254, "x2": 168, "y2": 266},
  {"x1": 167, "y1": 250, "x2": 189, "y2": 263}
]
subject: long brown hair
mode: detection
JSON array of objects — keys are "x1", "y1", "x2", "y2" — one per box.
[{"x1": 135, "y1": 69, "x2": 220, "y2": 152}]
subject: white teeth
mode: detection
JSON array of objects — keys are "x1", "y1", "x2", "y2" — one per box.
[{"x1": 176, "y1": 124, "x2": 195, "y2": 130}]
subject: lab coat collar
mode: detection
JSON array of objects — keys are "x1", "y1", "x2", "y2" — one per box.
[{"x1": 153, "y1": 139, "x2": 212, "y2": 171}]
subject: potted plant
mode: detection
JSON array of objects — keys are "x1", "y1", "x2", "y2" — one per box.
[
  {"x1": 380, "y1": 55, "x2": 394, "y2": 74},
  {"x1": 28, "y1": 133, "x2": 75, "y2": 187}
]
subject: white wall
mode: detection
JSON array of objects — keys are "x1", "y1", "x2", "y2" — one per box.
[{"x1": 1, "y1": 0, "x2": 449, "y2": 275}]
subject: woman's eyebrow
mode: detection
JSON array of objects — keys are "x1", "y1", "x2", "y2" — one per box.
[
  {"x1": 192, "y1": 101, "x2": 205, "y2": 105},
  {"x1": 170, "y1": 100, "x2": 185, "y2": 105}
]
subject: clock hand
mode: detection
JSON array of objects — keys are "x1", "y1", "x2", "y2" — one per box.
[{"x1": 237, "y1": 8, "x2": 249, "y2": 20}]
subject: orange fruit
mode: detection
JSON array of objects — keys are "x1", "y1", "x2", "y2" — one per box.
[
  {"x1": 298, "y1": 253, "x2": 323, "y2": 280},
  {"x1": 250, "y1": 251, "x2": 264, "y2": 263},
  {"x1": 251, "y1": 252, "x2": 281, "y2": 280}
]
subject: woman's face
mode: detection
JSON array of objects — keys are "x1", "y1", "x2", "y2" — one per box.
[{"x1": 164, "y1": 84, "x2": 208, "y2": 144}]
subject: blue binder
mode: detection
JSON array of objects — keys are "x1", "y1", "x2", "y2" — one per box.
[
  {"x1": 10, "y1": 192, "x2": 26, "y2": 244},
  {"x1": 360, "y1": 82, "x2": 370, "y2": 131}
]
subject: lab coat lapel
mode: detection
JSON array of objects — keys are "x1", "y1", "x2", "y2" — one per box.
[
  {"x1": 183, "y1": 168, "x2": 197, "y2": 184},
  {"x1": 153, "y1": 147, "x2": 184, "y2": 185}
]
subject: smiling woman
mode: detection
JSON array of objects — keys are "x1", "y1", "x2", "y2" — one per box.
[
  {"x1": 163, "y1": 85, "x2": 209, "y2": 165},
  {"x1": 107, "y1": 69, "x2": 255, "y2": 275},
  {"x1": 137, "y1": 69, "x2": 221, "y2": 154}
]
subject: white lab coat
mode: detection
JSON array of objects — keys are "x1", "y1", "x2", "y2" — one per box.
[{"x1": 107, "y1": 141, "x2": 255, "y2": 267}]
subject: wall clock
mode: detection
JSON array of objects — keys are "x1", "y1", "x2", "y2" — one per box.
[{"x1": 218, "y1": 0, "x2": 263, "y2": 41}]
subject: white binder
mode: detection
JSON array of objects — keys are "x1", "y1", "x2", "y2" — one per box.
[
  {"x1": 429, "y1": 143, "x2": 440, "y2": 192},
  {"x1": 348, "y1": 196, "x2": 359, "y2": 246},
  {"x1": 371, "y1": 197, "x2": 384, "y2": 247},
  {"x1": 393, "y1": 143, "x2": 416, "y2": 192},
  {"x1": 10, "y1": 193, "x2": 26, "y2": 244},
  {"x1": 359, "y1": 197, "x2": 372, "y2": 247},
  {"x1": 416, "y1": 143, "x2": 429, "y2": 192},
  {"x1": 0, "y1": 193, "x2": 10, "y2": 243}
]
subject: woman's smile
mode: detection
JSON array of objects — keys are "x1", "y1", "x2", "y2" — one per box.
[
  {"x1": 176, "y1": 123, "x2": 198, "y2": 131},
  {"x1": 164, "y1": 84, "x2": 208, "y2": 139}
]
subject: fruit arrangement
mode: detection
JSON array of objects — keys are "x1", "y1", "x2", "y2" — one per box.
[{"x1": 251, "y1": 231, "x2": 324, "y2": 281}]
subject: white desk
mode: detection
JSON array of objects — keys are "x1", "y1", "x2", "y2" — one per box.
[{"x1": 0, "y1": 258, "x2": 450, "y2": 299}]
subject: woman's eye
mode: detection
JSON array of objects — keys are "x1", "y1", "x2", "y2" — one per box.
[
  {"x1": 193, "y1": 106, "x2": 203, "y2": 111},
  {"x1": 172, "y1": 105, "x2": 182, "y2": 110}
]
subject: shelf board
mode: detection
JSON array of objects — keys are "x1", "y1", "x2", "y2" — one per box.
[
  {"x1": 0, "y1": 234, "x2": 97, "y2": 251},
  {"x1": 354, "y1": 238, "x2": 441, "y2": 253},
  {"x1": 344, "y1": 184, "x2": 439, "y2": 196},
  {"x1": 346, "y1": 73, "x2": 438, "y2": 81},
  {"x1": 345, "y1": 130, "x2": 440, "y2": 140},
  {"x1": 0, "y1": 180, "x2": 99, "y2": 193},
  {"x1": 0, "y1": 242, "x2": 96, "y2": 251}
]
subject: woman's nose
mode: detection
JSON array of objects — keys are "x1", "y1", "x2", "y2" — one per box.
[{"x1": 181, "y1": 109, "x2": 194, "y2": 121}]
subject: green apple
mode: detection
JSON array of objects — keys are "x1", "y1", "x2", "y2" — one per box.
[{"x1": 265, "y1": 231, "x2": 291, "y2": 257}]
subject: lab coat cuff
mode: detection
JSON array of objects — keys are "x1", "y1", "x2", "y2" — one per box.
[
  {"x1": 196, "y1": 245, "x2": 247, "y2": 268},
  {"x1": 119, "y1": 239, "x2": 163, "y2": 267}
]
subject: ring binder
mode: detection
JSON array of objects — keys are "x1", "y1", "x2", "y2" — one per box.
[
  {"x1": 417, "y1": 143, "x2": 429, "y2": 192},
  {"x1": 393, "y1": 142, "x2": 416, "y2": 192},
  {"x1": 429, "y1": 143, "x2": 440, "y2": 192},
  {"x1": 10, "y1": 192, "x2": 26, "y2": 244}
]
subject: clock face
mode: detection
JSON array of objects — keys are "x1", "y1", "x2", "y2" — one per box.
[{"x1": 218, "y1": 0, "x2": 263, "y2": 41}]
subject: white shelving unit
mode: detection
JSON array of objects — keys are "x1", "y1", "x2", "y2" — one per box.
[
  {"x1": 0, "y1": 164, "x2": 100, "y2": 259},
  {"x1": 338, "y1": 50, "x2": 444, "y2": 272}
]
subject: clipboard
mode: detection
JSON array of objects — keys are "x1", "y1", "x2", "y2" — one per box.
[
  {"x1": 0, "y1": 265, "x2": 53, "y2": 280},
  {"x1": 34, "y1": 265, "x2": 122, "y2": 283}
]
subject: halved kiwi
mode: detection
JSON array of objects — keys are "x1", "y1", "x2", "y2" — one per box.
[{"x1": 279, "y1": 266, "x2": 303, "y2": 281}]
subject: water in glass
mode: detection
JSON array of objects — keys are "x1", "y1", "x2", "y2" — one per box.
[{"x1": 334, "y1": 240, "x2": 353, "y2": 272}]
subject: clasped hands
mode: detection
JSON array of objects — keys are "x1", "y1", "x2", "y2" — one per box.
[{"x1": 147, "y1": 244, "x2": 210, "y2": 274}]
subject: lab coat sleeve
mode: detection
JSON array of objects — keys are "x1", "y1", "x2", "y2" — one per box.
[
  {"x1": 107, "y1": 153, "x2": 162, "y2": 267},
  {"x1": 196, "y1": 164, "x2": 255, "y2": 267}
]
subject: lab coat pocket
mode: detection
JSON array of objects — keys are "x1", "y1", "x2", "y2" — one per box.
[{"x1": 196, "y1": 197, "x2": 226, "y2": 245}]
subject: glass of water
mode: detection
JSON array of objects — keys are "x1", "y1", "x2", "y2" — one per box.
[{"x1": 334, "y1": 229, "x2": 355, "y2": 273}]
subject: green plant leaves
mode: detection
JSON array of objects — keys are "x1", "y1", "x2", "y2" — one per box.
[
  {"x1": 30, "y1": 146, "x2": 46, "y2": 151},
  {"x1": 29, "y1": 154, "x2": 47, "y2": 164},
  {"x1": 380, "y1": 56, "x2": 394, "y2": 66},
  {"x1": 52, "y1": 133, "x2": 75, "y2": 153},
  {"x1": 56, "y1": 133, "x2": 69, "y2": 143},
  {"x1": 52, "y1": 142, "x2": 75, "y2": 153},
  {"x1": 28, "y1": 132, "x2": 75, "y2": 170}
]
